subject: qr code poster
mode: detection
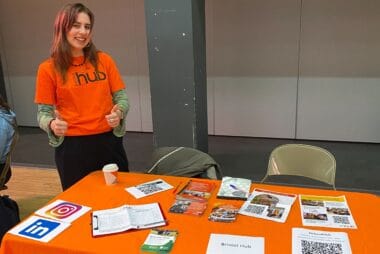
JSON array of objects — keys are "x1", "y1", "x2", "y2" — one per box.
[{"x1": 292, "y1": 228, "x2": 352, "y2": 254}]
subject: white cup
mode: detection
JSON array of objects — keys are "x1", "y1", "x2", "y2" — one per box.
[{"x1": 102, "y1": 163, "x2": 119, "y2": 185}]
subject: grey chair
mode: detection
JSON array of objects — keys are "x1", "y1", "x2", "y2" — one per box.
[
  {"x1": 261, "y1": 144, "x2": 336, "y2": 190},
  {"x1": 146, "y1": 146, "x2": 223, "y2": 180}
]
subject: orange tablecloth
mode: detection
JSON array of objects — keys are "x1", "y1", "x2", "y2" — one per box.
[{"x1": 1, "y1": 171, "x2": 379, "y2": 253}]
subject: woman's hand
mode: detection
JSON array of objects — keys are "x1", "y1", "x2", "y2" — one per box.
[
  {"x1": 106, "y1": 105, "x2": 122, "y2": 128},
  {"x1": 50, "y1": 110, "x2": 68, "y2": 136}
]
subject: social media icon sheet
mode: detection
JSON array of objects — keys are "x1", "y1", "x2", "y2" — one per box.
[
  {"x1": 9, "y1": 215, "x2": 70, "y2": 242},
  {"x1": 34, "y1": 199, "x2": 91, "y2": 223}
]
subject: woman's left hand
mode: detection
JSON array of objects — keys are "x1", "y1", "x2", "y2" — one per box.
[{"x1": 105, "y1": 105, "x2": 122, "y2": 128}]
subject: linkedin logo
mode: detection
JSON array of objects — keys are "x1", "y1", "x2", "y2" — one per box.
[{"x1": 19, "y1": 219, "x2": 60, "y2": 239}]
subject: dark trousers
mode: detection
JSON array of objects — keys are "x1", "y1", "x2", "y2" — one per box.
[
  {"x1": 0, "y1": 163, "x2": 11, "y2": 186},
  {"x1": 55, "y1": 131, "x2": 129, "y2": 190}
]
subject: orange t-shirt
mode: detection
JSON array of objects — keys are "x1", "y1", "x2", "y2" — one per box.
[{"x1": 34, "y1": 52, "x2": 125, "y2": 136}]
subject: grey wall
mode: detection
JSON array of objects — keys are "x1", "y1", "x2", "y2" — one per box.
[{"x1": 1, "y1": 0, "x2": 380, "y2": 142}]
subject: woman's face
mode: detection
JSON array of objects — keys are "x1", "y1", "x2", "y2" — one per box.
[{"x1": 66, "y1": 12, "x2": 92, "y2": 56}]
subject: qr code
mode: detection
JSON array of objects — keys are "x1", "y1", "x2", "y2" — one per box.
[
  {"x1": 244, "y1": 205, "x2": 265, "y2": 215},
  {"x1": 301, "y1": 240, "x2": 343, "y2": 254},
  {"x1": 332, "y1": 216, "x2": 350, "y2": 224}
]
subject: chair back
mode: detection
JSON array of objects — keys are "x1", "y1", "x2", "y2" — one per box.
[
  {"x1": 0, "y1": 120, "x2": 19, "y2": 190},
  {"x1": 261, "y1": 144, "x2": 336, "y2": 189},
  {"x1": 146, "y1": 146, "x2": 223, "y2": 179}
]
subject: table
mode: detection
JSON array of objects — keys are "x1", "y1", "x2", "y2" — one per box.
[{"x1": 1, "y1": 171, "x2": 379, "y2": 253}]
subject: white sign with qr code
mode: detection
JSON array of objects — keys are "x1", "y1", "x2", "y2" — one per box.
[{"x1": 292, "y1": 228, "x2": 352, "y2": 254}]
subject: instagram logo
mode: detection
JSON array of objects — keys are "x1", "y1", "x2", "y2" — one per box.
[{"x1": 46, "y1": 202, "x2": 82, "y2": 219}]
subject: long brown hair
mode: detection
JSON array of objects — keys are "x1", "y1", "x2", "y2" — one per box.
[
  {"x1": 51, "y1": 3, "x2": 98, "y2": 82},
  {"x1": 0, "y1": 94, "x2": 10, "y2": 111}
]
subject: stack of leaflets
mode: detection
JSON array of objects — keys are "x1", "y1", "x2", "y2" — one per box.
[
  {"x1": 141, "y1": 228, "x2": 178, "y2": 253},
  {"x1": 91, "y1": 202, "x2": 167, "y2": 236},
  {"x1": 169, "y1": 180, "x2": 215, "y2": 216},
  {"x1": 299, "y1": 194, "x2": 357, "y2": 229},
  {"x1": 208, "y1": 203, "x2": 239, "y2": 223},
  {"x1": 239, "y1": 188, "x2": 297, "y2": 223},
  {"x1": 216, "y1": 176, "x2": 251, "y2": 200}
]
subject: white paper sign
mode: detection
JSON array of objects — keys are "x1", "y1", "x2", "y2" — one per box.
[
  {"x1": 9, "y1": 215, "x2": 70, "y2": 243},
  {"x1": 292, "y1": 228, "x2": 352, "y2": 254},
  {"x1": 125, "y1": 179, "x2": 173, "y2": 198},
  {"x1": 206, "y1": 233, "x2": 264, "y2": 254},
  {"x1": 35, "y1": 199, "x2": 91, "y2": 223}
]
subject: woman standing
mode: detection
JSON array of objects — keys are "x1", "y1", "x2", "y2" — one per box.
[
  {"x1": 0, "y1": 95, "x2": 16, "y2": 186},
  {"x1": 35, "y1": 3, "x2": 129, "y2": 190}
]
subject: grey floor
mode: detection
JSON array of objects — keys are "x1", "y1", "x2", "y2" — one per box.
[{"x1": 13, "y1": 127, "x2": 380, "y2": 195}]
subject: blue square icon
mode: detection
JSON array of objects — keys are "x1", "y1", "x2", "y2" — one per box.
[{"x1": 19, "y1": 219, "x2": 61, "y2": 239}]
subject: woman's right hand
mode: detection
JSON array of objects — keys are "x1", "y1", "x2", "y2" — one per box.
[{"x1": 50, "y1": 110, "x2": 68, "y2": 137}]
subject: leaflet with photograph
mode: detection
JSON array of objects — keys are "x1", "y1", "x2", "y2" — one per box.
[
  {"x1": 169, "y1": 198, "x2": 207, "y2": 216},
  {"x1": 299, "y1": 194, "x2": 357, "y2": 229},
  {"x1": 92, "y1": 202, "x2": 166, "y2": 236},
  {"x1": 34, "y1": 199, "x2": 91, "y2": 223},
  {"x1": 292, "y1": 228, "x2": 352, "y2": 254},
  {"x1": 216, "y1": 176, "x2": 251, "y2": 200},
  {"x1": 141, "y1": 228, "x2": 178, "y2": 253},
  {"x1": 176, "y1": 179, "x2": 215, "y2": 203},
  {"x1": 239, "y1": 188, "x2": 297, "y2": 223},
  {"x1": 206, "y1": 233, "x2": 264, "y2": 254},
  {"x1": 208, "y1": 203, "x2": 239, "y2": 223},
  {"x1": 169, "y1": 180, "x2": 215, "y2": 216},
  {"x1": 125, "y1": 179, "x2": 173, "y2": 199}
]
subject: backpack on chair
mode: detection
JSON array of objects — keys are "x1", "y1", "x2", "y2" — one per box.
[{"x1": 146, "y1": 146, "x2": 223, "y2": 179}]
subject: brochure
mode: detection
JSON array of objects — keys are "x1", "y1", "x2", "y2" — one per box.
[
  {"x1": 176, "y1": 179, "x2": 215, "y2": 203},
  {"x1": 169, "y1": 179, "x2": 215, "y2": 216},
  {"x1": 141, "y1": 228, "x2": 178, "y2": 253},
  {"x1": 299, "y1": 194, "x2": 357, "y2": 229},
  {"x1": 216, "y1": 176, "x2": 251, "y2": 200},
  {"x1": 208, "y1": 203, "x2": 239, "y2": 222},
  {"x1": 292, "y1": 228, "x2": 352, "y2": 254},
  {"x1": 239, "y1": 188, "x2": 297, "y2": 223},
  {"x1": 125, "y1": 179, "x2": 173, "y2": 199},
  {"x1": 206, "y1": 233, "x2": 264, "y2": 254},
  {"x1": 34, "y1": 199, "x2": 91, "y2": 223},
  {"x1": 169, "y1": 199, "x2": 207, "y2": 216},
  {"x1": 91, "y1": 202, "x2": 166, "y2": 236}
]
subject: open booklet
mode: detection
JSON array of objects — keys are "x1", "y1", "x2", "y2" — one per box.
[
  {"x1": 299, "y1": 194, "x2": 357, "y2": 229},
  {"x1": 92, "y1": 202, "x2": 166, "y2": 236},
  {"x1": 239, "y1": 188, "x2": 297, "y2": 223},
  {"x1": 292, "y1": 228, "x2": 352, "y2": 254}
]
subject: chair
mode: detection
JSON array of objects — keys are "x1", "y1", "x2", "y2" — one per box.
[
  {"x1": 261, "y1": 144, "x2": 336, "y2": 189},
  {"x1": 0, "y1": 122, "x2": 19, "y2": 191},
  {"x1": 146, "y1": 146, "x2": 223, "y2": 180}
]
